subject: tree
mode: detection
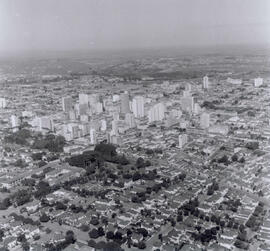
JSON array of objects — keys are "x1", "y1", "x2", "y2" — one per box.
[
  {"x1": 231, "y1": 154, "x2": 238, "y2": 162},
  {"x1": 132, "y1": 172, "x2": 141, "y2": 182},
  {"x1": 0, "y1": 198, "x2": 11, "y2": 210},
  {"x1": 136, "y1": 157, "x2": 145, "y2": 169},
  {"x1": 94, "y1": 143, "x2": 117, "y2": 161},
  {"x1": 34, "y1": 181, "x2": 51, "y2": 199},
  {"x1": 17, "y1": 233, "x2": 27, "y2": 243},
  {"x1": 177, "y1": 214, "x2": 183, "y2": 222},
  {"x1": 138, "y1": 228, "x2": 148, "y2": 238},
  {"x1": 106, "y1": 231, "x2": 114, "y2": 240},
  {"x1": 234, "y1": 239, "x2": 249, "y2": 250},
  {"x1": 137, "y1": 241, "x2": 146, "y2": 249},
  {"x1": 80, "y1": 224, "x2": 90, "y2": 232},
  {"x1": 0, "y1": 229, "x2": 4, "y2": 241},
  {"x1": 98, "y1": 227, "x2": 105, "y2": 237},
  {"x1": 246, "y1": 142, "x2": 259, "y2": 150},
  {"x1": 39, "y1": 213, "x2": 50, "y2": 223},
  {"x1": 65, "y1": 230, "x2": 76, "y2": 244},
  {"x1": 88, "y1": 240, "x2": 96, "y2": 248},
  {"x1": 218, "y1": 155, "x2": 229, "y2": 165},
  {"x1": 90, "y1": 217, "x2": 99, "y2": 226},
  {"x1": 13, "y1": 190, "x2": 31, "y2": 206},
  {"x1": 89, "y1": 229, "x2": 99, "y2": 239},
  {"x1": 21, "y1": 241, "x2": 30, "y2": 251},
  {"x1": 31, "y1": 152, "x2": 45, "y2": 161},
  {"x1": 55, "y1": 201, "x2": 67, "y2": 210}
]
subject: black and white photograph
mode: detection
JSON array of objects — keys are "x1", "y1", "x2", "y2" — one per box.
[{"x1": 0, "y1": 0, "x2": 270, "y2": 250}]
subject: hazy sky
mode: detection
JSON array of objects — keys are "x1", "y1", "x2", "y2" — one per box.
[{"x1": 0, "y1": 0, "x2": 270, "y2": 52}]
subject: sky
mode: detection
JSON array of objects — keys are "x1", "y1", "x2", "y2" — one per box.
[{"x1": 0, "y1": 0, "x2": 270, "y2": 52}]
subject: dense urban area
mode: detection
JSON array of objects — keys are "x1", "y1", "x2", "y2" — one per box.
[{"x1": 0, "y1": 51, "x2": 270, "y2": 251}]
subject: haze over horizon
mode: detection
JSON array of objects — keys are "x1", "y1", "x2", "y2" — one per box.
[{"x1": 1, "y1": 0, "x2": 270, "y2": 55}]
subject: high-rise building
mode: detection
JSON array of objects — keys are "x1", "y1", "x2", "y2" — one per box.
[
  {"x1": 62, "y1": 97, "x2": 73, "y2": 112},
  {"x1": 113, "y1": 112, "x2": 119, "y2": 121},
  {"x1": 69, "y1": 110, "x2": 78, "y2": 121},
  {"x1": 39, "y1": 117, "x2": 54, "y2": 132},
  {"x1": 200, "y1": 112, "x2": 210, "y2": 129},
  {"x1": 101, "y1": 120, "x2": 107, "y2": 131},
  {"x1": 193, "y1": 103, "x2": 201, "y2": 115},
  {"x1": 183, "y1": 90, "x2": 191, "y2": 98},
  {"x1": 109, "y1": 132, "x2": 122, "y2": 145},
  {"x1": 185, "y1": 83, "x2": 192, "y2": 92},
  {"x1": 95, "y1": 102, "x2": 103, "y2": 114},
  {"x1": 111, "y1": 120, "x2": 119, "y2": 135},
  {"x1": 203, "y1": 76, "x2": 209, "y2": 89},
  {"x1": 181, "y1": 96, "x2": 194, "y2": 112},
  {"x1": 132, "y1": 96, "x2": 144, "y2": 118},
  {"x1": 62, "y1": 124, "x2": 73, "y2": 141},
  {"x1": 80, "y1": 114, "x2": 89, "y2": 122},
  {"x1": 90, "y1": 128, "x2": 97, "y2": 145},
  {"x1": 79, "y1": 104, "x2": 89, "y2": 115},
  {"x1": 68, "y1": 124, "x2": 79, "y2": 139},
  {"x1": 148, "y1": 103, "x2": 166, "y2": 123},
  {"x1": 0, "y1": 98, "x2": 7, "y2": 108},
  {"x1": 125, "y1": 113, "x2": 136, "y2": 129},
  {"x1": 165, "y1": 112, "x2": 178, "y2": 127},
  {"x1": 112, "y1": 94, "x2": 120, "y2": 102},
  {"x1": 179, "y1": 134, "x2": 188, "y2": 148},
  {"x1": 10, "y1": 115, "x2": 20, "y2": 132},
  {"x1": 254, "y1": 77, "x2": 263, "y2": 87},
  {"x1": 120, "y1": 93, "x2": 130, "y2": 114},
  {"x1": 88, "y1": 94, "x2": 100, "y2": 114},
  {"x1": 88, "y1": 94, "x2": 99, "y2": 106},
  {"x1": 79, "y1": 93, "x2": 89, "y2": 105},
  {"x1": 79, "y1": 123, "x2": 89, "y2": 136},
  {"x1": 171, "y1": 109, "x2": 182, "y2": 118}
]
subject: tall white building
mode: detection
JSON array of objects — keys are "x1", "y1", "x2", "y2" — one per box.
[
  {"x1": 67, "y1": 124, "x2": 79, "y2": 139},
  {"x1": 132, "y1": 96, "x2": 144, "y2": 118},
  {"x1": 185, "y1": 83, "x2": 192, "y2": 92},
  {"x1": 120, "y1": 93, "x2": 130, "y2": 114},
  {"x1": 113, "y1": 112, "x2": 120, "y2": 121},
  {"x1": 79, "y1": 123, "x2": 89, "y2": 136},
  {"x1": 111, "y1": 120, "x2": 119, "y2": 135},
  {"x1": 254, "y1": 77, "x2": 263, "y2": 87},
  {"x1": 0, "y1": 98, "x2": 7, "y2": 108},
  {"x1": 90, "y1": 128, "x2": 97, "y2": 145},
  {"x1": 79, "y1": 104, "x2": 89, "y2": 115},
  {"x1": 183, "y1": 90, "x2": 191, "y2": 98},
  {"x1": 193, "y1": 103, "x2": 201, "y2": 115},
  {"x1": 101, "y1": 120, "x2": 107, "y2": 131},
  {"x1": 148, "y1": 103, "x2": 166, "y2": 123},
  {"x1": 181, "y1": 96, "x2": 194, "y2": 113},
  {"x1": 80, "y1": 114, "x2": 89, "y2": 122},
  {"x1": 112, "y1": 94, "x2": 120, "y2": 102},
  {"x1": 10, "y1": 115, "x2": 20, "y2": 132},
  {"x1": 79, "y1": 93, "x2": 89, "y2": 105},
  {"x1": 69, "y1": 110, "x2": 78, "y2": 121},
  {"x1": 125, "y1": 113, "x2": 136, "y2": 129},
  {"x1": 200, "y1": 112, "x2": 210, "y2": 129},
  {"x1": 62, "y1": 97, "x2": 73, "y2": 112},
  {"x1": 179, "y1": 134, "x2": 188, "y2": 148},
  {"x1": 203, "y1": 76, "x2": 209, "y2": 89},
  {"x1": 95, "y1": 102, "x2": 103, "y2": 114}
]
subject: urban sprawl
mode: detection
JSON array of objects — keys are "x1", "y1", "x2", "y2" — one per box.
[{"x1": 0, "y1": 59, "x2": 270, "y2": 251}]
